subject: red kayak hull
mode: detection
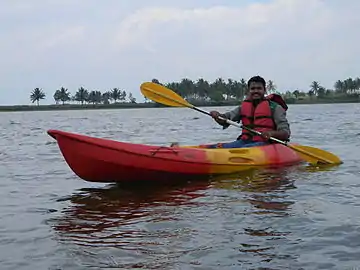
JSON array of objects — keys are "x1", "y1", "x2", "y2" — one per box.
[{"x1": 47, "y1": 129, "x2": 303, "y2": 183}]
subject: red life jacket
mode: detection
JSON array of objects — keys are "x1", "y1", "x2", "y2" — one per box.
[{"x1": 239, "y1": 94, "x2": 288, "y2": 142}]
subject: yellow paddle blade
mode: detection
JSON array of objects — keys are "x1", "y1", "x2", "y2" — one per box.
[
  {"x1": 140, "y1": 82, "x2": 193, "y2": 108},
  {"x1": 288, "y1": 144, "x2": 342, "y2": 165}
]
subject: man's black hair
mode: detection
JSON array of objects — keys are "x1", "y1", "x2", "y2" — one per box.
[{"x1": 247, "y1": 76, "x2": 266, "y2": 88}]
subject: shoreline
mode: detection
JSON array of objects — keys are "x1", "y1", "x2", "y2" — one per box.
[{"x1": 1, "y1": 98, "x2": 359, "y2": 112}]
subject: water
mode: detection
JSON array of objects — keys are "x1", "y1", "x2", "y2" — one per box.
[{"x1": 0, "y1": 103, "x2": 360, "y2": 269}]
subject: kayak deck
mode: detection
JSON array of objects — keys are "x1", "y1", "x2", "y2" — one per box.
[{"x1": 47, "y1": 129, "x2": 303, "y2": 183}]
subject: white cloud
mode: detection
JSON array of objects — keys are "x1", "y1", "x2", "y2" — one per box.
[
  {"x1": 114, "y1": 0, "x2": 329, "y2": 52},
  {"x1": 0, "y1": 0, "x2": 359, "y2": 104},
  {"x1": 109, "y1": 0, "x2": 359, "y2": 90}
]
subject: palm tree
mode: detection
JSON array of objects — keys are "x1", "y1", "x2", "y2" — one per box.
[
  {"x1": 308, "y1": 90, "x2": 315, "y2": 99},
  {"x1": 53, "y1": 90, "x2": 61, "y2": 104},
  {"x1": 195, "y1": 78, "x2": 210, "y2": 99},
  {"x1": 239, "y1": 78, "x2": 247, "y2": 99},
  {"x1": 86, "y1": 90, "x2": 102, "y2": 104},
  {"x1": 343, "y1": 78, "x2": 357, "y2": 94},
  {"x1": 266, "y1": 80, "x2": 276, "y2": 93},
  {"x1": 317, "y1": 86, "x2": 326, "y2": 98},
  {"x1": 54, "y1": 87, "x2": 71, "y2": 105},
  {"x1": 73, "y1": 87, "x2": 89, "y2": 105},
  {"x1": 310, "y1": 81, "x2": 320, "y2": 96},
  {"x1": 334, "y1": 80, "x2": 345, "y2": 94},
  {"x1": 179, "y1": 78, "x2": 196, "y2": 98},
  {"x1": 110, "y1": 88, "x2": 121, "y2": 103},
  {"x1": 128, "y1": 92, "x2": 136, "y2": 103},
  {"x1": 119, "y1": 90, "x2": 127, "y2": 102},
  {"x1": 102, "y1": 91, "x2": 111, "y2": 104},
  {"x1": 225, "y1": 79, "x2": 234, "y2": 100},
  {"x1": 293, "y1": 89, "x2": 300, "y2": 99},
  {"x1": 355, "y1": 77, "x2": 360, "y2": 91},
  {"x1": 30, "y1": 88, "x2": 46, "y2": 106}
]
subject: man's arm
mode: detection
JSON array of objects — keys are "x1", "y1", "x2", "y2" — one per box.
[
  {"x1": 219, "y1": 105, "x2": 241, "y2": 129},
  {"x1": 223, "y1": 106, "x2": 241, "y2": 122},
  {"x1": 271, "y1": 105, "x2": 291, "y2": 140}
]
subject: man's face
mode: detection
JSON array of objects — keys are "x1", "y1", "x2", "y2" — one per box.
[{"x1": 248, "y1": 82, "x2": 265, "y2": 100}]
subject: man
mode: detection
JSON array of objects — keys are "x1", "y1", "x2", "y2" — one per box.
[{"x1": 204, "y1": 75, "x2": 291, "y2": 148}]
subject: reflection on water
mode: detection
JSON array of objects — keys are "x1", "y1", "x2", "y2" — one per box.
[
  {"x1": 48, "y1": 181, "x2": 212, "y2": 268},
  {"x1": 52, "y1": 181, "x2": 210, "y2": 245},
  {"x1": 48, "y1": 167, "x2": 312, "y2": 269}
]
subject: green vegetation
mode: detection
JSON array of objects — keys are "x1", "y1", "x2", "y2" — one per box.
[
  {"x1": 1, "y1": 76, "x2": 360, "y2": 112},
  {"x1": 150, "y1": 77, "x2": 360, "y2": 105}
]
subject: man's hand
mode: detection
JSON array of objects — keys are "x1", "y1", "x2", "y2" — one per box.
[
  {"x1": 210, "y1": 111, "x2": 220, "y2": 118},
  {"x1": 210, "y1": 111, "x2": 227, "y2": 125},
  {"x1": 261, "y1": 130, "x2": 289, "y2": 141},
  {"x1": 261, "y1": 131, "x2": 275, "y2": 140}
]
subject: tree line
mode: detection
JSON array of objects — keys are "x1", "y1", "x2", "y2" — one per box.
[
  {"x1": 149, "y1": 77, "x2": 360, "y2": 102},
  {"x1": 29, "y1": 76, "x2": 360, "y2": 106},
  {"x1": 30, "y1": 87, "x2": 137, "y2": 106}
]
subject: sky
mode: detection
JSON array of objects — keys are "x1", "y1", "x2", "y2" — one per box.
[{"x1": 0, "y1": 0, "x2": 359, "y2": 105}]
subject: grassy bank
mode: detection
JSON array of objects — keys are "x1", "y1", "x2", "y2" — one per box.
[
  {"x1": 1, "y1": 97, "x2": 359, "y2": 112},
  {"x1": 0, "y1": 100, "x2": 244, "y2": 112},
  {"x1": 0, "y1": 102, "x2": 160, "y2": 112},
  {"x1": 284, "y1": 96, "x2": 360, "y2": 105}
]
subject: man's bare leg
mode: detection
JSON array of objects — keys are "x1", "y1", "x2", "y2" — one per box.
[{"x1": 170, "y1": 142, "x2": 179, "y2": 147}]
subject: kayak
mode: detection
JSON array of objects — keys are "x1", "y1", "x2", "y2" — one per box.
[{"x1": 47, "y1": 129, "x2": 303, "y2": 183}]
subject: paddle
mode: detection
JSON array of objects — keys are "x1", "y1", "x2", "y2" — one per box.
[{"x1": 140, "y1": 82, "x2": 342, "y2": 165}]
